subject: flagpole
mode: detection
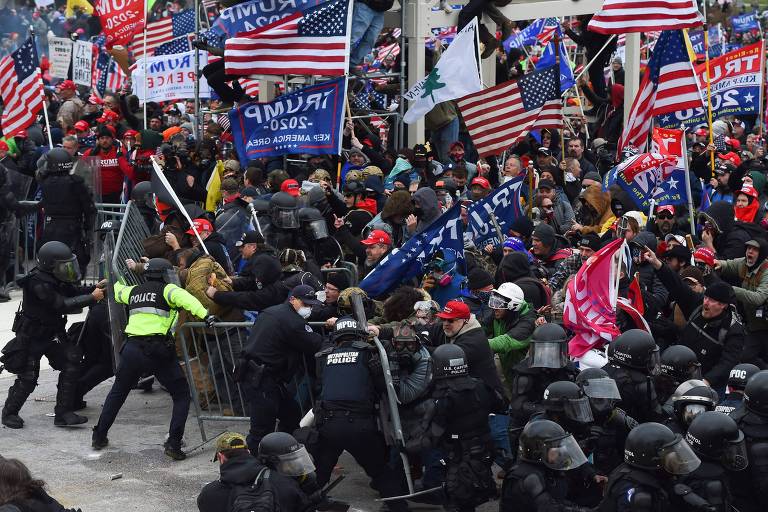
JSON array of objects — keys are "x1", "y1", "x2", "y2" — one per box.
[
  {"x1": 30, "y1": 29, "x2": 53, "y2": 149},
  {"x1": 680, "y1": 125, "x2": 696, "y2": 240},
  {"x1": 758, "y1": 36, "x2": 765, "y2": 138},
  {"x1": 474, "y1": 17, "x2": 483, "y2": 87},
  {"x1": 142, "y1": 4, "x2": 148, "y2": 130},
  {"x1": 193, "y1": 0, "x2": 200, "y2": 139},
  {"x1": 554, "y1": 33, "x2": 566, "y2": 168},
  {"x1": 702, "y1": 1, "x2": 714, "y2": 177},
  {"x1": 338, "y1": 95, "x2": 353, "y2": 191},
  {"x1": 573, "y1": 34, "x2": 616, "y2": 82}
]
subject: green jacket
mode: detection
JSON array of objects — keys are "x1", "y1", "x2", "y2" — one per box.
[
  {"x1": 115, "y1": 281, "x2": 208, "y2": 337},
  {"x1": 487, "y1": 302, "x2": 536, "y2": 381},
  {"x1": 718, "y1": 257, "x2": 768, "y2": 331}
]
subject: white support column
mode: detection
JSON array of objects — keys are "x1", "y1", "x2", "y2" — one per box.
[
  {"x1": 405, "y1": 0, "x2": 428, "y2": 146},
  {"x1": 623, "y1": 32, "x2": 641, "y2": 127}
]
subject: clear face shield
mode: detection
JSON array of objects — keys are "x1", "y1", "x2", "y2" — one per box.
[
  {"x1": 304, "y1": 219, "x2": 328, "y2": 240},
  {"x1": 648, "y1": 347, "x2": 661, "y2": 376},
  {"x1": 661, "y1": 437, "x2": 701, "y2": 475},
  {"x1": 53, "y1": 256, "x2": 81, "y2": 283},
  {"x1": 563, "y1": 397, "x2": 595, "y2": 423},
  {"x1": 543, "y1": 434, "x2": 589, "y2": 471},
  {"x1": 581, "y1": 377, "x2": 622, "y2": 400},
  {"x1": 721, "y1": 432, "x2": 749, "y2": 471},
  {"x1": 681, "y1": 403, "x2": 708, "y2": 425},
  {"x1": 273, "y1": 207, "x2": 299, "y2": 229},
  {"x1": 488, "y1": 292, "x2": 510, "y2": 310},
  {"x1": 529, "y1": 341, "x2": 569, "y2": 369},
  {"x1": 276, "y1": 446, "x2": 316, "y2": 477}
]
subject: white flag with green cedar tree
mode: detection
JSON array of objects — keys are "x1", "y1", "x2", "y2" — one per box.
[{"x1": 402, "y1": 18, "x2": 481, "y2": 124}]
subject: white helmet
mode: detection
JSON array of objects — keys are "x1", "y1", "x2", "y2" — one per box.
[{"x1": 488, "y1": 282, "x2": 525, "y2": 311}]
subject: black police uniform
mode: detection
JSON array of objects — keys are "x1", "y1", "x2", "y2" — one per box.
[
  {"x1": 605, "y1": 362, "x2": 664, "y2": 424},
  {"x1": 311, "y1": 332, "x2": 408, "y2": 511},
  {"x1": 729, "y1": 406, "x2": 768, "y2": 511},
  {"x1": 600, "y1": 463, "x2": 675, "y2": 512},
  {"x1": 508, "y1": 357, "x2": 579, "y2": 457},
  {"x1": 587, "y1": 408, "x2": 637, "y2": 476},
  {"x1": 502, "y1": 460, "x2": 586, "y2": 512},
  {"x1": 716, "y1": 363, "x2": 760, "y2": 415},
  {"x1": 240, "y1": 302, "x2": 322, "y2": 450},
  {"x1": 1, "y1": 265, "x2": 96, "y2": 426},
  {"x1": 716, "y1": 393, "x2": 744, "y2": 415},
  {"x1": 38, "y1": 150, "x2": 97, "y2": 276}
]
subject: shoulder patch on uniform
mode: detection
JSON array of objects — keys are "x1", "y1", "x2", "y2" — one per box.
[
  {"x1": 305, "y1": 324, "x2": 313, "y2": 332},
  {"x1": 625, "y1": 488, "x2": 635, "y2": 503}
]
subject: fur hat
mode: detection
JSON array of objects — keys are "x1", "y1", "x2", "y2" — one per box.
[{"x1": 381, "y1": 190, "x2": 414, "y2": 221}]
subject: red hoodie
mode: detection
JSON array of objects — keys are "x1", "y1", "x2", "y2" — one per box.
[{"x1": 83, "y1": 144, "x2": 135, "y2": 195}]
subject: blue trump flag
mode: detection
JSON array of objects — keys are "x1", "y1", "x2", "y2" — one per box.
[
  {"x1": 730, "y1": 11, "x2": 759, "y2": 34},
  {"x1": 503, "y1": 17, "x2": 556, "y2": 53},
  {"x1": 603, "y1": 153, "x2": 687, "y2": 209},
  {"x1": 536, "y1": 40, "x2": 574, "y2": 92},
  {"x1": 360, "y1": 203, "x2": 465, "y2": 298},
  {"x1": 467, "y1": 174, "x2": 526, "y2": 247},
  {"x1": 229, "y1": 77, "x2": 346, "y2": 162}
]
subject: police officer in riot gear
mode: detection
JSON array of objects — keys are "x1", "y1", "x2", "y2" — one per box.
[
  {"x1": 604, "y1": 329, "x2": 665, "y2": 423},
  {"x1": 130, "y1": 180, "x2": 159, "y2": 232},
  {"x1": 0, "y1": 241, "x2": 104, "y2": 428},
  {"x1": 600, "y1": 422, "x2": 703, "y2": 512},
  {"x1": 729, "y1": 370, "x2": 768, "y2": 511},
  {"x1": 717, "y1": 363, "x2": 759, "y2": 414},
  {"x1": 656, "y1": 345, "x2": 702, "y2": 405},
  {"x1": 312, "y1": 317, "x2": 409, "y2": 511},
  {"x1": 508, "y1": 323, "x2": 579, "y2": 460},
  {"x1": 421, "y1": 343, "x2": 502, "y2": 511},
  {"x1": 500, "y1": 419, "x2": 592, "y2": 512},
  {"x1": 681, "y1": 411, "x2": 748, "y2": 512},
  {"x1": 37, "y1": 147, "x2": 97, "y2": 277},
  {"x1": 576, "y1": 368, "x2": 637, "y2": 476},
  {"x1": 266, "y1": 191, "x2": 300, "y2": 248},
  {"x1": 667, "y1": 386, "x2": 719, "y2": 435},
  {"x1": 91, "y1": 258, "x2": 212, "y2": 460},
  {"x1": 538, "y1": 381, "x2": 594, "y2": 437}
]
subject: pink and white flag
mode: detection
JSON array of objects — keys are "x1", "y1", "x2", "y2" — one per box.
[{"x1": 564, "y1": 237, "x2": 626, "y2": 360}]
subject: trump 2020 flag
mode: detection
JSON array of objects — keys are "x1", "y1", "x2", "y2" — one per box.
[
  {"x1": 403, "y1": 18, "x2": 481, "y2": 124},
  {"x1": 467, "y1": 174, "x2": 525, "y2": 247},
  {"x1": 535, "y1": 39, "x2": 574, "y2": 92},
  {"x1": 603, "y1": 151, "x2": 678, "y2": 209},
  {"x1": 229, "y1": 77, "x2": 346, "y2": 161},
  {"x1": 360, "y1": 203, "x2": 465, "y2": 298},
  {"x1": 564, "y1": 237, "x2": 625, "y2": 362}
]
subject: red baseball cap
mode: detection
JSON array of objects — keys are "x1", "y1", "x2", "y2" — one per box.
[
  {"x1": 726, "y1": 137, "x2": 741, "y2": 150},
  {"x1": 470, "y1": 177, "x2": 491, "y2": 189},
  {"x1": 436, "y1": 300, "x2": 471, "y2": 320},
  {"x1": 360, "y1": 229, "x2": 392, "y2": 246},
  {"x1": 123, "y1": 129, "x2": 139, "y2": 138},
  {"x1": 14, "y1": 130, "x2": 27, "y2": 139},
  {"x1": 58, "y1": 80, "x2": 76, "y2": 91},
  {"x1": 186, "y1": 218, "x2": 213, "y2": 235},
  {"x1": 74, "y1": 120, "x2": 89, "y2": 131},
  {"x1": 0, "y1": 140, "x2": 8, "y2": 151},
  {"x1": 280, "y1": 179, "x2": 300, "y2": 197},
  {"x1": 693, "y1": 247, "x2": 716, "y2": 267},
  {"x1": 656, "y1": 205, "x2": 675, "y2": 216},
  {"x1": 695, "y1": 128, "x2": 707, "y2": 137}
]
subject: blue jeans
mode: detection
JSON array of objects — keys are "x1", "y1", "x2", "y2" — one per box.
[
  {"x1": 430, "y1": 116, "x2": 460, "y2": 163},
  {"x1": 489, "y1": 414, "x2": 511, "y2": 467},
  {"x1": 350, "y1": 1, "x2": 385, "y2": 67}
]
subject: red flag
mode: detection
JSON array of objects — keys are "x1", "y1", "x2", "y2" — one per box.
[
  {"x1": 95, "y1": 0, "x2": 145, "y2": 48},
  {"x1": 588, "y1": 0, "x2": 702, "y2": 34},
  {"x1": 626, "y1": 272, "x2": 645, "y2": 316},
  {"x1": 564, "y1": 238, "x2": 625, "y2": 358}
]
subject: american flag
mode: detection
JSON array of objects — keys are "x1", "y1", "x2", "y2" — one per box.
[
  {"x1": 588, "y1": 0, "x2": 702, "y2": 34},
  {"x1": 155, "y1": 34, "x2": 193, "y2": 55},
  {"x1": 93, "y1": 48, "x2": 111, "y2": 97},
  {"x1": 107, "y1": 61, "x2": 127, "y2": 91},
  {"x1": 618, "y1": 30, "x2": 702, "y2": 152},
  {"x1": 0, "y1": 37, "x2": 44, "y2": 136},
  {"x1": 225, "y1": 0, "x2": 351, "y2": 76},
  {"x1": 131, "y1": 10, "x2": 195, "y2": 61},
  {"x1": 457, "y1": 65, "x2": 563, "y2": 157},
  {"x1": 536, "y1": 23, "x2": 560, "y2": 46}
]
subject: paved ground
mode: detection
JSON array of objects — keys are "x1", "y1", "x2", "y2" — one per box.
[{"x1": 0, "y1": 291, "x2": 498, "y2": 511}]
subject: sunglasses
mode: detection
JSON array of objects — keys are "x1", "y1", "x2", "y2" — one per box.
[
  {"x1": 657, "y1": 213, "x2": 674, "y2": 220},
  {"x1": 392, "y1": 337, "x2": 421, "y2": 352}
]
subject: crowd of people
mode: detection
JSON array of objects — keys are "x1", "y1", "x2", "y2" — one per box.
[{"x1": 3, "y1": 0, "x2": 768, "y2": 512}]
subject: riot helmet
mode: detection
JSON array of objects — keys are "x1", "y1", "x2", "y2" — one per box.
[
  {"x1": 269, "y1": 191, "x2": 299, "y2": 229},
  {"x1": 518, "y1": 419, "x2": 588, "y2": 471},
  {"x1": 727, "y1": 363, "x2": 760, "y2": 393},
  {"x1": 392, "y1": 322, "x2": 423, "y2": 354},
  {"x1": 432, "y1": 344, "x2": 469, "y2": 379},
  {"x1": 37, "y1": 241, "x2": 80, "y2": 283},
  {"x1": 576, "y1": 367, "x2": 621, "y2": 415},
  {"x1": 41, "y1": 148, "x2": 75, "y2": 176},
  {"x1": 528, "y1": 323, "x2": 568, "y2": 369},
  {"x1": 672, "y1": 385, "x2": 718, "y2": 426},
  {"x1": 143, "y1": 258, "x2": 174, "y2": 283},
  {"x1": 686, "y1": 411, "x2": 748, "y2": 471},
  {"x1": 330, "y1": 316, "x2": 368, "y2": 344},
  {"x1": 542, "y1": 381, "x2": 594, "y2": 423},
  {"x1": 258, "y1": 432, "x2": 316, "y2": 477},
  {"x1": 744, "y1": 370, "x2": 768, "y2": 416},
  {"x1": 607, "y1": 329, "x2": 660, "y2": 375},
  {"x1": 131, "y1": 180, "x2": 155, "y2": 210},
  {"x1": 297, "y1": 207, "x2": 328, "y2": 240},
  {"x1": 624, "y1": 422, "x2": 701, "y2": 475},
  {"x1": 659, "y1": 345, "x2": 701, "y2": 384},
  {"x1": 488, "y1": 282, "x2": 525, "y2": 312}
]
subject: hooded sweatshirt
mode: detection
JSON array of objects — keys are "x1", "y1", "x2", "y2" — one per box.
[
  {"x1": 383, "y1": 157, "x2": 416, "y2": 190},
  {"x1": 702, "y1": 201, "x2": 756, "y2": 260},
  {"x1": 411, "y1": 187, "x2": 441, "y2": 235},
  {"x1": 718, "y1": 237, "x2": 768, "y2": 332}
]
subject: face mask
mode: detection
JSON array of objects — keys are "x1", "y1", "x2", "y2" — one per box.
[
  {"x1": 413, "y1": 207, "x2": 424, "y2": 218},
  {"x1": 298, "y1": 306, "x2": 312, "y2": 319},
  {"x1": 475, "y1": 290, "x2": 492, "y2": 304}
]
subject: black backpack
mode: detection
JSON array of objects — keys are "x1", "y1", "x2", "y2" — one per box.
[{"x1": 230, "y1": 467, "x2": 279, "y2": 512}]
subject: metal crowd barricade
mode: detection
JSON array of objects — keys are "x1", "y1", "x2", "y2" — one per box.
[
  {"x1": 179, "y1": 321, "x2": 327, "y2": 442},
  {"x1": 110, "y1": 200, "x2": 150, "y2": 285}
]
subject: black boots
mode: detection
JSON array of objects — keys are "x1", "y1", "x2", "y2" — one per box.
[
  {"x1": 92, "y1": 427, "x2": 109, "y2": 450},
  {"x1": 163, "y1": 441, "x2": 186, "y2": 461},
  {"x1": 54, "y1": 411, "x2": 88, "y2": 427},
  {"x1": 1, "y1": 408, "x2": 24, "y2": 429}
]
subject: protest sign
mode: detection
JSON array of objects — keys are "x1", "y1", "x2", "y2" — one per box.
[
  {"x1": 49, "y1": 37, "x2": 73, "y2": 79},
  {"x1": 131, "y1": 51, "x2": 210, "y2": 103},
  {"x1": 656, "y1": 41, "x2": 762, "y2": 129},
  {"x1": 229, "y1": 77, "x2": 346, "y2": 162},
  {"x1": 72, "y1": 40, "x2": 93, "y2": 87},
  {"x1": 95, "y1": 0, "x2": 145, "y2": 47},
  {"x1": 730, "y1": 11, "x2": 759, "y2": 33}
]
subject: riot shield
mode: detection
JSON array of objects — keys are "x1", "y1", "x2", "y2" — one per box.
[
  {"x1": 103, "y1": 230, "x2": 126, "y2": 370},
  {"x1": 73, "y1": 156, "x2": 103, "y2": 203},
  {"x1": 350, "y1": 291, "x2": 414, "y2": 495}
]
